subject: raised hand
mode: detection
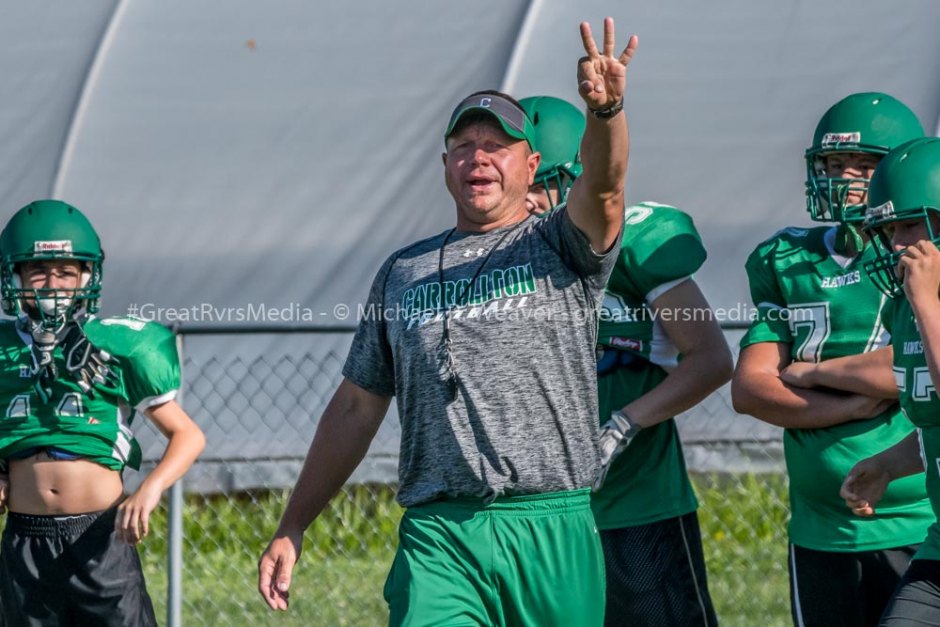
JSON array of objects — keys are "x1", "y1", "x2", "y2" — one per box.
[
  {"x1": 900, "y1": 239, "x2": 940, "y2": 307},
  {"x1": 577, "y1": 17, "x2": 638, "y2": 112}
]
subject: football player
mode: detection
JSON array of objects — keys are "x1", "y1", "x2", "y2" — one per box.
[
  {"x1": 0, "y1": 200, "x2": 205, "y2": 625},
  {"x1": 839, "y1": 136, "x2": 940, "y2": 624},
  {"x1": 731, "y1": 93, "x2": 932, "y2": 627},
  {"x1": 521, "y1": 96, "x2": 585, "y2": 216},
  {"x1": 523, "y1": 94, "x2": 732, "y2": 626}
]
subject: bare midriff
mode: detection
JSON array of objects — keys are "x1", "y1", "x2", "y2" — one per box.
[{"x1": 7, "y1": 453, "x2": 123, "y2": 515}]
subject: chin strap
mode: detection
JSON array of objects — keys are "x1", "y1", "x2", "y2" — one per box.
[{"x1": 835, "y1": 223, "x2": 865, "y2": 257}]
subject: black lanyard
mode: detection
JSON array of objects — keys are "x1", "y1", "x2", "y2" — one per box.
[{"x1": 436, "y1": 219, "x2": 526, "y2": 401}]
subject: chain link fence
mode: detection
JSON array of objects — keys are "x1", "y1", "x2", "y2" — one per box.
[{"x1": 127, "y1": 328, "x2": 793, "y2": 627}]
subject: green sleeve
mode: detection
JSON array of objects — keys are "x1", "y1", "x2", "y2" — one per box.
[
  {"x1": 343, "y1": 253, "x2": 398, "y2": 397},
  {"x1": 121, "y1": 322, "x2": 181, "y2": 409},
  {"x1": 741, "y1": 239, "x2": 792, "y2": 348},
  {"x1": 622, "y1": 205, "x2": 707, "y2": 300}
]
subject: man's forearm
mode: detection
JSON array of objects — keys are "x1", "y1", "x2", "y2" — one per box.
[
  {"x1": 625, "y1": 351, "x2": 731, "y2": 428},
  {"x1": 809, "y1": 349, "x2": 898, "y2": 399},
  {"x1": 565, "y1": 112, "x2": 627, "y2": 252},
  {"x1": 877, "y1": 431, "x2": 925, "y2": 480},
  {"x1": 579, "y1": 111, "x2": 628, "y2": 200},
  {"x1": 732, "y1": 372, "x2": 873, "y2": 429},
  {"x1": 138, "y1": 424, "x2": 205, "y2": 495},
  {"x1": 276, "y1": 383, "x2": 388, "y2": 535}
]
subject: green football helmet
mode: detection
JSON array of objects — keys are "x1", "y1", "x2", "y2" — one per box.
[
  {"x1": 520, "y1": 96, "x2": 585, "y2": 209},
  {"x1": 862, "y1": 137, "x2": 940, "y2": 297},
  {"x1": 0, "y1": 200, "x2": 104, "y2": 324},
  {"x1": 805, "y1": 92, "x2": 924, "y2": 223}
]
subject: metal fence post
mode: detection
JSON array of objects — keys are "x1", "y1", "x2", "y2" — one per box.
[
  {"x1": 167, "y1": 331, "x2": 186, "y2": 627},
  {"x1": 168, "y1": 481, "x2": 183, "y2": 627}
]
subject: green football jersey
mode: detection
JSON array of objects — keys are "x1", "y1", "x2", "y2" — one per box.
[
  {"x1": 591, "y1": 202, "x2": 704, "y2": 529},
  {"x1": 0, "y1": 316, "x2": 180, "y2": 471},
  {"x1": 883, "y1": 296, "x2": 940, "y2": 560},
  {"x1": 742, "y1": 225, "x2": 932, "y2": 551}
]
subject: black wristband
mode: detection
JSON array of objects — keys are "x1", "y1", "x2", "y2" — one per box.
[{"x1": 589, "y1": 99, "x2": 624, "y2": 119}]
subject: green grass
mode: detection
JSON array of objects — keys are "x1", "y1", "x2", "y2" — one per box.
[
  {"x1": 696, "y1": 473, "x2": 791, "y2": 627},
  {"x1": 138, "y1": 486, "x2": 404, "y2": 626},
  {"x1": 1, "y1": 476, "x2": 792, "y2": 626}
]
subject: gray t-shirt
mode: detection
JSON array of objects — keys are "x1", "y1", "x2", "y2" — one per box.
[{"x1": 343, "y1": 207, "x2": 619, "y2": 507}]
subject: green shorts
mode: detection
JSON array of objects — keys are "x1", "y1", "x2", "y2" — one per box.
[{"x1": 384, "y1": 488, "x2": 605, "y2": 627}]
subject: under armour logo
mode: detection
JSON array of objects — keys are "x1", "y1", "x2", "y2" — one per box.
[{"x1": 463, "y1": 248, "x2": 486, "y2": 258}]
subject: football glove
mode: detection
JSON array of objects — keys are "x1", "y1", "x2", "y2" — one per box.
[{"x1": 592, "y1": 410, "x2": 642, "y2": 492}]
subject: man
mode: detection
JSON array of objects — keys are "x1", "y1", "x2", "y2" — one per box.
[
  {"x1": 258, "y1": 18, "x2": 636, "y2": 626},
  {"x1": 523, "y1": 94, "x2": 730, "y2": 626},
  {"x1": 731, "y1": 93, "x2": 933, "y2": 627},
  {"x1": 592, "y1": 202, "x2": 729, "y2": 627},
  {"x1": 0, "y1": 199, "x2": 206, "y2": 626}
]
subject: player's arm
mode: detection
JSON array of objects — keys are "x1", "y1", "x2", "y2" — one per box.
[
  {"x1": 623, "y1": 280, "x2": 732, "y2": 427},
  {"x1": 116, "y1": 400, "x2": 206, "y2": 544},
  {"x1": 566, "y1": 18, "x2": 636, "y2": 252},
  {"x1": 902, "y1": 240, "x2": 940, "y2": 393},
  {"x1": 731, "y1": 342, "x2": 895, "y2": 429},
  {"x1": 258, "y1": 378, "x2": 391, "y2": 611},
  {"x1": 779, "y1": 346, "x2": 898, "y2": 399},
  {"x1": 840, "y1": 431, "x2": 923, "y2": 517}
]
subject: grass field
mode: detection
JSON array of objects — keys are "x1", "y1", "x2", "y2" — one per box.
[{"x1": 0, "y1": 473, "x2": 791, "y2": 626}]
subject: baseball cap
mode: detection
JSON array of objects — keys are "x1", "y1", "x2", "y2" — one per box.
[{"x1": 444, "y1": 93, "x2": 536, "y2": 150}]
